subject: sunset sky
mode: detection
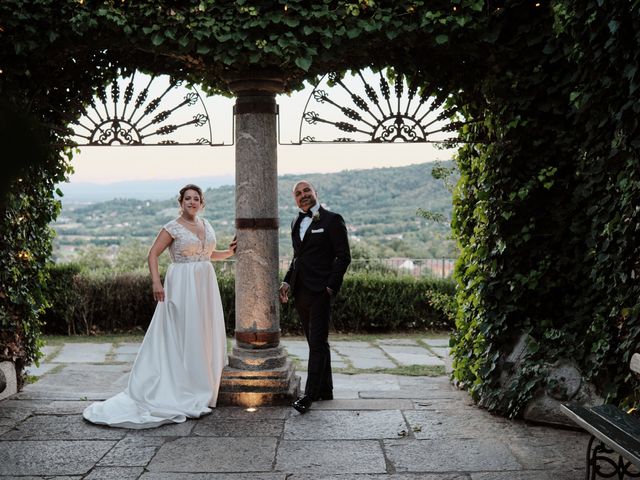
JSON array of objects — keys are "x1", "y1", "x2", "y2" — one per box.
[{"x1": 68, "y1": 72, "x2": 457, "y2": 184}]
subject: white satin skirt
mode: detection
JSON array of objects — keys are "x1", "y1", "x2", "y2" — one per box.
[{"x1": 83, "y1": 261, "x2": 228, "y2": 429}]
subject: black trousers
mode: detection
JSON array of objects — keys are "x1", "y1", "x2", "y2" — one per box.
[{"x1": 294, "y1": 285, "x2": 333, "y2": 399}]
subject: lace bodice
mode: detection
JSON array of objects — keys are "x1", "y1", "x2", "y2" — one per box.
[{"x1": 163, "y1": 219, "x2": 216, "y2": 263}]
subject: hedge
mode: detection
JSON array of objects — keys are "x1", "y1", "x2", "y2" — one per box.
[{"x1": 41, "y1": 264, "x2": 455, "y2": 336}]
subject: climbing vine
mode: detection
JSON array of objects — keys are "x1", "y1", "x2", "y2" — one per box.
[
  {"x1": 451, "y1": 0, "x2": 640, "y2": 416},
  {"x1": 1, "y1": 0, "x2": 638, "y2": 417}
]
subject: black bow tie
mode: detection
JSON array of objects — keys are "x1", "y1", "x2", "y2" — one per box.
[{"x1": 299, "y1": 210, "x2": 313, "y2": 219}]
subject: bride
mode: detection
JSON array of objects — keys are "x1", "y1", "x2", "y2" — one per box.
[{"x1": 83, "y1": 184, "x2": 236, "y2": 429}]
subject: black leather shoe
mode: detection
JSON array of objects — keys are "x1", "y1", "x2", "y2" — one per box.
[{"x1": 292, "y1": 396, "x2": 312, "y2": 414}]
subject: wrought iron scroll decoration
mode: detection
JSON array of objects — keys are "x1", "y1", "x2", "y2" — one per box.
[
  {"x1": 70, "y1": 70, "x2": 217, "y2": 146},
  {"x1": 294, "y1": 68, "x2": 465, "y2": 145},
  {"x1": 586, "y1": 436, "x2": 640, "y2": 479}
]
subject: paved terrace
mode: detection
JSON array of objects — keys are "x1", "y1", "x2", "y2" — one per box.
[{"x1": 0, "y1": 337, "x2": 587, "y2": 479}]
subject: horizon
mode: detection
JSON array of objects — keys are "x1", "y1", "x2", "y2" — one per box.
[{"x1": 59, "y1": 160, "x2": 449, "y2": 202}]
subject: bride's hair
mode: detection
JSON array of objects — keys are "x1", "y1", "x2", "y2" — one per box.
[{"x1": 178, "y1": 184, "x2": 205, "y2": 207}]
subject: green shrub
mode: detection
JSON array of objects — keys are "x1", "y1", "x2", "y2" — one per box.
[
  {"x1": 40, "y1": 263, "x2": 82, "y2": 335},
  {"x1": 330, "y1": 273, "x2": 456, "y2": 333},
  {"x1": 42, "y1": 266, "x2": 456, "y2": 335},
  {"x1": 42, "y1": 266, "x2": 157, "y2": 335}
]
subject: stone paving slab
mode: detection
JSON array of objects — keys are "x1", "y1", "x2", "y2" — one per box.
[
  {"x1": 41, "y1": 344, "x2": 60, "y2": 358},
  {"x1": 421, "y1": 338, "x2": 450, "y2": 347},
  {"x1": 413, "y1": 397, "x2": 480, "y2": 411},
  {"x1": 0, "y1": 336, "x2": 591, "y2": 479},
  {"x1": 113, "y1": 343, "x2": 142, "y2": 362},
  {"x1": 0, "y1": 440, "x2": 115, "y2": 476},
  {"x1": 85, "y1": 466, "x2": 146, "y2": 480},
  {"x1": 1, "y1": 414, "x2": 125, "y2": 441},
  {"x1": 334, "y1": 373, "x2": 402, "y2": 391},
  {"x1": 125, "y1": 420, "x2": 196, "y2": 437},
  {"x1": 281, "y1": 341, "x2": 309, "y2": 360},
  {"x1": 276, "y1": 440, "x2": 387, "y2": 474},
  {"x1": 360, "y1": 387, "x2": 462, "y2": 400},
  {"x1": 470, "y1": 471, "x2": 583, "y2": 480},
  {"x1": 377, "y1": 344, "x2": 444, "y2": 367},
  {"x1": 298, "y1": 372, "x2": 402, "y2": 399},
  {"x1": 141, "y1": 474, "x2": 287, "y2": 480},
  {"x1": 97, "y1": 436, "x2": 166, "y2": 467},
  {"x1": 377, "y1": 339, "x2": 420, "y2": 346},
  {"x1": 331, "y1": 360, "x2": 348, "y2": 369},
  {"x1": 284, "y1": 410, "x2": 406, "y2": 440},
  {"x1": 312, "y1": 399, "x2": 414, "y2": 410},
  {"x1": 114, "y1": 353, "x2": 139, "y2": 362},
  {"x1": 25, "y1": 362, "x2": 59, "y2": 377},
  {"x1": 193, "y1": 417, "x2": 284, "y2": 437},
  {"x1": 114, "y1": 343, "x2": 142, "y2": 354},
  {"x1": 22, "y1": 363, "x2": 130, "y2": 396},
  {"x1": 204, "y1": 406, "x2": 290, "y2": 420},
  {"x1": 403, "y1": 409, "x2": 515, "y2": 440},
  {"x1": 331, "y1": 343, "x2": 396, "y2": 369},
  {"x1": 289, "y1": 475, "x2": 469, "y2": 480},
  {"x1": 430, "y1": 347, "x2": 450, "y2": 357},
  {"x1": 384, "y1": 438, "x2": 522, "y2": 472},
  {"x1": 0, "y1": 476, "x2": 83, "y2": 480},
  {"x1": 147, "y1": 437, "x2": 278, "y2": 473},
  {"x1": 54, "y1": 343, "x2": 113, "y2": 363},
  {"x1": 504, "y1": 427, "x2": 586, "y2": 470}
]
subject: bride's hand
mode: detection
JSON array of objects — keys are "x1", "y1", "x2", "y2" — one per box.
[
  {"x1": 228, "y1": 237, "x2": 237, "y2": 255},
  {"x1": 152, "y1": 282, "x2": 165, "y2": 302}
]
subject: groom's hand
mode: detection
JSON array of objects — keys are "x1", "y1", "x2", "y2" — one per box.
[{"x1": 279, "y1": 282, "x2": 290, "y2": 304}]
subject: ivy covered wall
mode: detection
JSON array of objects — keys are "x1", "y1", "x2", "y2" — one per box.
[{"x1": 451, "y1": 0, "x2": 640, "y2": 416}]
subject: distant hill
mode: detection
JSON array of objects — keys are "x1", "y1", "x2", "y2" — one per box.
[
  {"x1": 58, "y1": 175, "x2": 235, "y2": 201},
  {"x1": 53, "y1": 162, "x2": 458, "y2": 261}
]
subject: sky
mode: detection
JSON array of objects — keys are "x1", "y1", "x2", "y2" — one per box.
[{"x1": 68, "y1": 71, "x2": 457, "y2": 185}]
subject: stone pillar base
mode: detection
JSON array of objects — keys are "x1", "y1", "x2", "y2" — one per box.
[
  {"x1": 217, "y1": 349, "x2": 300, "y2": 407},
  {"x1": 0, "y1": 361, "x2": 18, "y2": 401}
]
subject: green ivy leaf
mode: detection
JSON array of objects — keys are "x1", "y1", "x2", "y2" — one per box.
[
  {"x1": 151, "y1": 33, "x2": 164, "y2": 46},
  {"x1": 295, "y1": 56, "x2": 312, "y2": 71},
  {"x1": 436, "y1": 34, "x2": 449, "y2": 44},
  {"x1": 347, "y1": 27, "x2": 361, "y2": 39},
  {"x1": 283, "y1": 17, "x2": 300, "y2": 27}
]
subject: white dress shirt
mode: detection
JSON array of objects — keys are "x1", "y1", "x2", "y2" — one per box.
[{"x1": 299, "y1": 203, "x2": 320, "y2": 241}]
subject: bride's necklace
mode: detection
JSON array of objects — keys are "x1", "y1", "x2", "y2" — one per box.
[{"x1": 181, "y1": 216, "x2": 199, "y2": 226}]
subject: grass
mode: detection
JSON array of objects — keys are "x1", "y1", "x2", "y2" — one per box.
[
  {"x1": 284, "y1": 331, "x2": 450, "y2": 342},
  {"x1": 43, "y1": 333, "x2": 146, "y2": 346}
]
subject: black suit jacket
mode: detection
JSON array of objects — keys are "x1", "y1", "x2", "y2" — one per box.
[{"x1": 283, "y1": 206, "x2": 351, "y2": 295}]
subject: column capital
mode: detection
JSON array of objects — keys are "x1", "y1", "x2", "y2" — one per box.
[{"x1": 227, "y1": 71, "x2": 286, "y2": 96}]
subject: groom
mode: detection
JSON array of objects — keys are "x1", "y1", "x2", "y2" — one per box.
[{"x1": 279, "y1": 180, "x2": 351, "y2": 414}]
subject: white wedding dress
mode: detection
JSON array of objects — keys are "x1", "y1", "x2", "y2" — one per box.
[{"x1": 83, "y1": 219, "x2": 228, "y2": 429}]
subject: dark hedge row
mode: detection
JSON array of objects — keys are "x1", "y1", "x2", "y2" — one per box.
[{"x1": 41, "y1": 265, "x2": 455, "y2": 335}]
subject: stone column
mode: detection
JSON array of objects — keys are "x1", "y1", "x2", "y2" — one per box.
[{"x1": 217, "y1": 74, "x2": 300, "y2": 407}]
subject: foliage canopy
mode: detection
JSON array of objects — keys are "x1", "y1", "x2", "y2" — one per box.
[{"x1": 1, "y1": 0, "x2": 639, "y2": 417}]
